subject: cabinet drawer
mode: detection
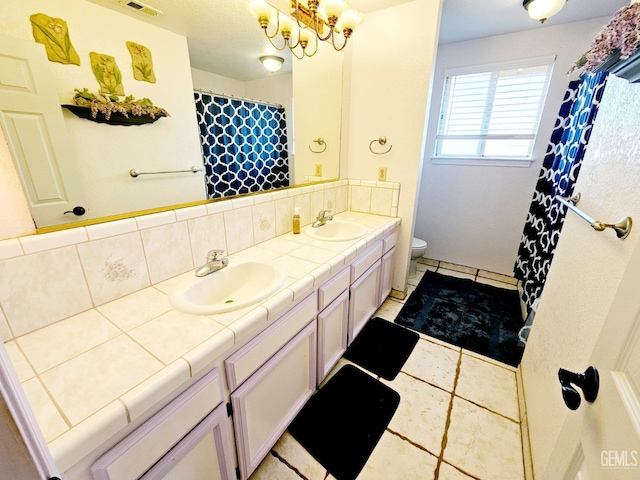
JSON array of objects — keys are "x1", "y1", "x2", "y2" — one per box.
[
  {"x1": 318, "y1": 267, "x2": 350, "y2": 311},
  {"x1": 225, "y1": 292, "x2": 317, "y2": 391},
  {"x1": 91, "y1": 369, "x2": 223, "y2": 480},
  {"x1": 350, "y1": 241, "x2": 383, "y2": 282},
  {"x1": 383, "y1": 230, "x2": 398, "y2": 254}
]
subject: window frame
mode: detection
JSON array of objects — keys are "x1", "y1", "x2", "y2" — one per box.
[{"x1": 432, "y1": 56, "x2": 556, "y2": 167}]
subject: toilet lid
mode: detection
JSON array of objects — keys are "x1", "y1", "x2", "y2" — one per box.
[{"x1": 412, "y1": 237, "x2": 427, "y2": 249}]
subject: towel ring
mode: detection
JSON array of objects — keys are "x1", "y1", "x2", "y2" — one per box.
[
  {"x1": 309, "y1": 137, "x2": 327, "y2": 154},
  {"x1": 369, "y1": 136, "x2": 392, "y2": 155}
]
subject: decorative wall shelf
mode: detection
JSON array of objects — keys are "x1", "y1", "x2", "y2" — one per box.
[
  {"x1": 62, "y1": 104, "x2": 167, "y2": 126},
  {"x1": 596, "y1": 48, "x2": 640, "y2": 84}
]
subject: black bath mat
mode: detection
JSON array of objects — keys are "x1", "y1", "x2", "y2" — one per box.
[
  {"x1": 395, "y1": 271, "x2": 524, "y2": 367},
  {"x1": 343, "y1": 317, "x2": 419, "y2": 380},
  {"x1": 288, "y1": 365, "x2": 400, "y2": 480}
]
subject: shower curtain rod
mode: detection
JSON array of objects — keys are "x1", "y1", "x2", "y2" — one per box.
[{"x1": 193, "y1": 89, "x2": 283, "y2": 109}]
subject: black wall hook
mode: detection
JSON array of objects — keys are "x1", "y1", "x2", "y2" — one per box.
[{"x1": 558, "y1": 366, "x2": 599, "y2": 410}]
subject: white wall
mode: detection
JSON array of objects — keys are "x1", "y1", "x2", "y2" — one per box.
[
  {"x1": 522, "y1": 75, "x2": 640, "y2": 477},
  {"x1": 292, "y1": 41, "x2": 343, "y2": 184},
  {"x1": 345, "y1": 0, "x2": 443, "y2": 292},
  {"x1": 0, "y1": 128, "x2": 34, "y2": 239},
  {"x1": 0, "y1": 0, "x2": 203, "y2": 222},
  {"x1": 414, "y1": 17, "x2": 611, "y2": 275}
]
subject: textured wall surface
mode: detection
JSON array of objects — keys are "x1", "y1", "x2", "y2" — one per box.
[{"x1": 522, "y1": 74, "x2": 640, "y2": 476}]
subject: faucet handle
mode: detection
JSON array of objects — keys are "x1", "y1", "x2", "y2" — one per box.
[
  {"x1": 318, "y1": 209, "x2": 332, "y2": 218},
  {"x1": 207, "y1": 249, "x2": 225, "y2": 261}
]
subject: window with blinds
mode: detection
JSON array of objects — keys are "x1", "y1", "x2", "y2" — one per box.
[{"x1": 435, "y1": 60, "x2": 554, "y2": 161}]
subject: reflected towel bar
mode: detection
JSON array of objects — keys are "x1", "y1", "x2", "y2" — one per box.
[
  {"x1": 309, "y1": 137, "x2": 327, "y2": 154},
  {"x1": 556, "y1": 193, "x2": 632, "y2": 240},
  {"x1": 129, "y1": 166, "x2": 203, "y2": 178}
]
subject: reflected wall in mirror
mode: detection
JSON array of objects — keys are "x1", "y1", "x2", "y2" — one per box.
[{"x1": 0, "y1": 0, "x2": 342, "y2": 230}]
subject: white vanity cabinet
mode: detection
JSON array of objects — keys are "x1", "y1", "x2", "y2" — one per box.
[
  {"x1": 380, "y1": 247, "x2": 396, "y2": 302},
  {"x1": 226, "y1": 293, "x2": 318, "y2": 480},
  {"x1": 90, "y1": 369, "x2": 235, "y2": 480}
]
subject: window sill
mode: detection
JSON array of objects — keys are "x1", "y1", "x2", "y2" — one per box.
[{"x1": 431, "y1": 157, "x2": 534, "y2": 168}]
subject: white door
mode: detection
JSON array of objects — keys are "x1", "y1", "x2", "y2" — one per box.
[
  {"x1": 0, "y1": 34, "x2": 85, "y2": 228},
  {"x1": 554, "y1": 239, "x2": 640, "y2": 480}
]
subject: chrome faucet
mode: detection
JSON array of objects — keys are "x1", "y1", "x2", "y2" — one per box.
[
  {"x1": 195, "y1": 249, "x2": 229, "y2": 277},
  {"x1": 312, "y1": 209, "x2": 333, "y2": 228}
]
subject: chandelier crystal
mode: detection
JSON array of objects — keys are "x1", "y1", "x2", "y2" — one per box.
[{"x1": 250, "y1": 0, "x2": 363, "y2": 59}]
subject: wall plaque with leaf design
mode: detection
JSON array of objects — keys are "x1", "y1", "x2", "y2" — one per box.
[
  {"x1": 126, "y1": 41, "x2": 156, "y2": 83},
  {"x1": 30, "y1": 13, "x2": 80, "y2": 65},
  {"x1": 90, "y1": 52, "x2": 125, "y2": 96}
]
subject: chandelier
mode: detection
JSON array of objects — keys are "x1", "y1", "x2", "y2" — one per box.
[{"x1": 249, "y1": 0, "x2": 363, "y2": 59}]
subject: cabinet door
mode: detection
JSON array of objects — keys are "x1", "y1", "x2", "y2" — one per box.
[
  {"x1": 317, "y1": 290, "x2": 349, "y2": 383},
  {"x1": 231, "y1": 321, "x2": 317, "y2": 480},
  {"x1": 91, "y1": 369, "x2": 227, "y2": 480},
  {"x1": 348, "y1": 260, "x2": 382, "y2": 344},
  {"x1": 140, "y1": 402, "x2": 236, "y2": 480},
  {"x1": 379, "y1": 247, "x2": 396, "y2": 304}
]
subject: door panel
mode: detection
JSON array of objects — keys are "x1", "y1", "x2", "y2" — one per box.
[{"x1": 0, "y1": 34, "x2": 84, "y2": 227}]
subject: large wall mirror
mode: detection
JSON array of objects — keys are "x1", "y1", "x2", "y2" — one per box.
[{"x1": 0, "y1": 0, "x2": 343, "y2": 230}]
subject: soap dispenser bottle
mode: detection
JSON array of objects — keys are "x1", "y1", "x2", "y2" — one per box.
[{"x1": 293, "y1": 207, "x2": 301, "y2": 234}]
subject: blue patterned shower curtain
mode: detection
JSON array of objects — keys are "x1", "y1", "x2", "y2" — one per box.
[
  {"x1": 194, "y1": 92, "x2": 289, "y2": 198},
  {"x1": 514, "y1": 72, "x2": 608, "y2": 314}
]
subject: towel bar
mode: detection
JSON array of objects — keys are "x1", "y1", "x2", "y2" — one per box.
[
  {"x1": 556, "y1": 193, "x2": 632, "y2": 240},
  {"x1": 129, "y1": 166, "x2": 202, "y2": 178}
]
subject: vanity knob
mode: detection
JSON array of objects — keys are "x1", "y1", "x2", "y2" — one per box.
[{"x1": 63, "y1": 206, "x2": 86, "y2": 216}]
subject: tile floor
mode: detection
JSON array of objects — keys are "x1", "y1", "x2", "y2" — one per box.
[{"x1": 249, "y1": 259, "x2": 525, "y2": 480}]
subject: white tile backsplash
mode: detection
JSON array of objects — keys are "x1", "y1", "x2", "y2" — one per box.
[
  {"x1": 0, "y1": 238, "x2": 24, "y2": 260},
  {"x1": 224, "y1": 206, "x2": 255, "y2": 254},
  {"x1": 77, "y1": 232, "x2": 151, "y2": 306},
  {"x1": 252, "y1": 202, "x2": 277, "y2": 244},
  {"x1": 187, "y1": 212, "x2": 227, "y2": 264},
  {"x1": 0, "y1": 180, "x2": 398, "y2": 339},
  {"x1": 0, "y1": 246, "x2": 93, "y2": 337},
  {"x1": 20, "y1": 227, "x2": 88, "y2": 254},
  {"x1": 141, "y1": 222, "x2": 193, "y2": 283}
]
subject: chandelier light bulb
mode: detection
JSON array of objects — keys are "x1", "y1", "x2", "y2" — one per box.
[
  {"x1": 249, "y1": 0, "x2": 273, "y2": 21},
  {"x1": 323, "y1": 0, "x2": 347, "y2": 19},
  {"x1": 339, "y1": 8, "x2": 363, "y2": 31}
]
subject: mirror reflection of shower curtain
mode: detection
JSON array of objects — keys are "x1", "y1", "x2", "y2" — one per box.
[
  {"x1": 514, "y1": 72, "x2": 608, "y2": 319},
  {"x1": 194, "y1": 92, "x2": 289, "y2": 198}
]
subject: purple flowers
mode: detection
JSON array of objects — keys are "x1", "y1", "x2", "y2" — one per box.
[{"x1": 572, "y1": 3, "x2": 640, "y2": 73}]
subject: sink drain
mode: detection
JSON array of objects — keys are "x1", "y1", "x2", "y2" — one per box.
[{"x1": 225, "y1": 299, "x2": 234, "y2": 304}]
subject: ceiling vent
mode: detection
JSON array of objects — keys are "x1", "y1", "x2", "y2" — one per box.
[{"x1": 118, "y1": 0, "x2": 162, "y2": 16}]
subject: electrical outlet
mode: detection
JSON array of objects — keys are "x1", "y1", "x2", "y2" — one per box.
[
  {"x1": 378, "y1": 167, "x2": 387, "y2": 182},
  {"x1": 315, "y1": 164, "x2": 322, "y2": 176}
]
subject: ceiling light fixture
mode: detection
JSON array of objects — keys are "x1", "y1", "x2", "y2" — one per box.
[
  {"x1": 523, "y1": 0, "x2": 567, "y2": 23},
  {"x1": 249, "y1": 0, "x2": 363, "y2": 59},
  {"x1": 260, "y1": 55, "x2": 285, "y2": 72}
]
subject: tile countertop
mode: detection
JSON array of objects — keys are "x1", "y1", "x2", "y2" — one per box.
[{"x1": 4, "y1": 211, "x2": 401, "y2": 472}]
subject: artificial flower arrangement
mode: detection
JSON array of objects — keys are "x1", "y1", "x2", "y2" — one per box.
[
  {"x1": 69, "y1": 88, "x2": 169, "y2": 121},
  {"x1": 570, "y1": 2, "x2": 640, "y2": 74}
]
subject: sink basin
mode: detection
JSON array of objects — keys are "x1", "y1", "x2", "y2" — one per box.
[
  {"x1": 169, "y1": 261, "x2": 286, "y2": 315},
  {"x1": 305, "y1": 221, "x2": 368, "y2": 242}
]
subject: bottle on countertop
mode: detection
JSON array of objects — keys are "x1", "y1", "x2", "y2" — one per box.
[{"x1": 293, "y1": 207, "x2": 301, "y2": 234}]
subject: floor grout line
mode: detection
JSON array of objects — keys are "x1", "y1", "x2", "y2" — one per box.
[
  {"x1": 269, "y1": 449, "x2": 309, "y2": 480},
  {"x1": 434, "y1": 349, "x2": 463, "y2": 479}
]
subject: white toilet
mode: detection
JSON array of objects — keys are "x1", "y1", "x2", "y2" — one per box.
[{"x1": 410, "y1": 237, "x2": 428, "y2": 277}]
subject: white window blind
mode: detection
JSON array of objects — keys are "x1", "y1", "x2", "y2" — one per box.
[{"x1": 435, "y1": 60, "x2": 553, "y2": 161}]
